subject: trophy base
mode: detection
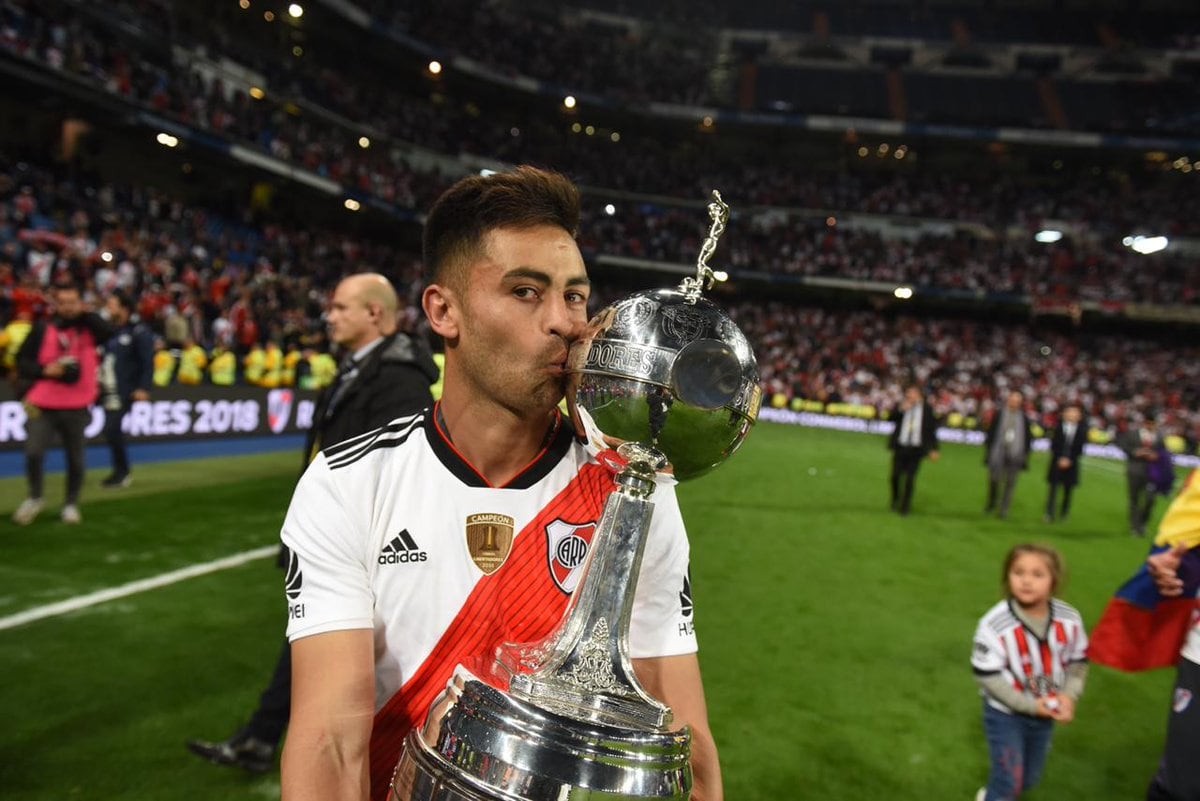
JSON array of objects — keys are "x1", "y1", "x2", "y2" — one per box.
[{"x1": 388, "y1": 669, "x2": 691, "y2": 801}]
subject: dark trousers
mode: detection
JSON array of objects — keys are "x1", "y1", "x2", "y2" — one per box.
[
  {"x1": 1128, "y1": 471, "x2": 1157, "y2": 534},
  {"x1": 1147, "y1": 658, "x2": 1200, "y2": 801},
  {"x1": 1045, "y1": 481, "x2": 1074, "y2": 520},
  {"x1": 890, "y1": 447, "x2": 924, "y2": 513},
  {"x1": 987, "y1": 462, "x2": 1023, "y2": 518},
  {"x1": 25, "y1": 407, "x2": 90, "y2": 504},
  {"x1": 103, "y1": 402, "x2": 131, "y2": 477},
  {"x1": 245, "y1": 638, "x2": 291, "y2": 746}
]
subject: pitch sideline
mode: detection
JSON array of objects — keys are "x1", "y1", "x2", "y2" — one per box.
[{"x1": 0, "y1": 545, "x2": 278, "y2": 632}]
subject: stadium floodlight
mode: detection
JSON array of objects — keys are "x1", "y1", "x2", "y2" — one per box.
[
  {"x1": 563, "y1": 95, "x2": 577, "y2": 109},
  {"x1": 479, "y1": 169, "x2": 496, "y2": 177},
  {"x1": 100, "y1": 251, "x2": 114, "y2": 262},
  {"x1": 604, "y1": 204, "x2": 616, "y2": 216},
  {"x1": 428, "y1": 60, "x2": 442, "y2": 75},
  {"x1": 156, "y1": 132, "x2": 178, "y2": 148},
  {"x1": 1127, "y1": 235, "x2": 1169, "y2": 255},
  {"x1": 288, "y1": 4, "x2": 303, "y2": 18},
  {"x1": 343, "y1": 198, "x2": 361, "y2": 211},
  {"x1": 358, "y1": 136, "x2": 370, "y2": 149},
  {"x1": 894, "y1": 286, "x2": 914, "y2": 300},
  {"x1": 1034, "y1": 229, "x2": 1063, "y2": 243}
]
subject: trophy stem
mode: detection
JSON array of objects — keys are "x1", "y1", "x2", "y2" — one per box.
[{"x1": 504, "y1": 456, "x2": 672, "y2": 730}]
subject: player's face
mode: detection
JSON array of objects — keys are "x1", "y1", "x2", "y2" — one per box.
[
  {"x1": 455, "y1": 225, "x2": 590, "y2": 416},
  {"x1": 326, "y1": 280, "x2": 375, "y2": 352},
  {"x1": 1007, "y1": 391, "x2": 1023, "y2": 410},
  {"x1": 1063, "y1": 407, "x2": 1082, "y2": 424},
  {"x1": 904, "y1": 387, "x2": 921, "y2": 407},
  {"x1": 1008, "y1": 553, "x2": 1054, "y2": 609}
]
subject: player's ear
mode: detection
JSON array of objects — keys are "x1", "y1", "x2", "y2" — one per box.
[{"x1": 423, "y1": 284, "x2": 459, "y2": 341}]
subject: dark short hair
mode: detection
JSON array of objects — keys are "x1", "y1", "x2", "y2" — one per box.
[
  {"x1": 110, "y1": 289, "x2": 134, "y2": 312},
  {"x1": 422, "y1": 166, "x2": 581, "y2": 288}
]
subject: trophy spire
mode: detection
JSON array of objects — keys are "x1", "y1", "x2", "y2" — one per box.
[{"x1": 679, "y1": 190, "x2": 730, "y2": 302}]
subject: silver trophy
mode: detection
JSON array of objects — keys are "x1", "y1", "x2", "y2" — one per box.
[{"x1": 388, "y1": 192, "x2": 760, "y2": 801}]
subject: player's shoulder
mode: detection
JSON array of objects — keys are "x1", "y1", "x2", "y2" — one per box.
[
  {"x1": 321, "y1": 410, "x2": 428, "y2": 473},
  {"x1": 979, "y1": 599, "x2": 1018, "y2": 633},
  {"x1": 1050, "y1": 598, "x2": 1084, "y2": 623}
]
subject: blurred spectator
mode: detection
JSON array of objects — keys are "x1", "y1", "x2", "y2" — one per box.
[
  {"x1": 1118, "y1": 416, "x2": 1169, "y2": 537},
  {"x1": 12, "y1": 282, "x2": 113, "y2": 525},
  {"x1": 98, "y1": 290, "x2": 154, "y2": 489},
  {"x1": 984, "y1": 390, "x2": 1033, "y2": 520}
]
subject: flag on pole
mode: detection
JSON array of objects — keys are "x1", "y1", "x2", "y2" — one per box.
[{"x1": 1090, "y1": 470, "x2": 1200, "y2": 671}]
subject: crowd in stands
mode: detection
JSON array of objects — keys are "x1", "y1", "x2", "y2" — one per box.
[
  {"x1": 2, "y1": 153, "x2": 1197, "y2": 453},
  {"x1": 7, "y1": 0, "x2": 1200, "y2": 237},
  {"x1": 0, "y1": 157, "x2": 425, "y2": 389},
  {"x1": 738, "y1": 301, "x2": 1200, "y2": 450},
  {"x1": 585, "y1": 204, "x2": 1197, "y2": 305},
  {"x1": 4, "y1": 0, "x2": 1200, "y2": 318}
]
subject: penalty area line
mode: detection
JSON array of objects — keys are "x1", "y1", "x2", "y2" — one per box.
[{"x1": 0, "y1": 545, "x2": 278, "y2": 632}]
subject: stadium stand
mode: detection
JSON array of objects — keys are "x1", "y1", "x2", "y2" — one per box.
[{"x1": 0, "y1": 0, "x2": 1195, "y2": 455}]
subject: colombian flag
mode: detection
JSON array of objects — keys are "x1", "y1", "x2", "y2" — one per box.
[{"x1": 1089, "y1": 469, "x2": 1200, "y2": 672}]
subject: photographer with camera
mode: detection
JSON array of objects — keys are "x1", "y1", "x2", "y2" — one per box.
[{"x1": 13, "y1": 282, "x2": 113, "y2": 525}]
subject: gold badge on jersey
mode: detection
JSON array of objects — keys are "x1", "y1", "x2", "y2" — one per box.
[{"x1": 465, "y1": 513, "x2": 514, "y2": 575}]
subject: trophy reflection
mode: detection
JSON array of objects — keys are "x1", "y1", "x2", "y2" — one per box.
[{"x1": 388, "y1": 192, "x2": 760, "y2": 801}]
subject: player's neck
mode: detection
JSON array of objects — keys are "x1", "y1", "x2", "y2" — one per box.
[
  {"x1": 436, "y1": 395, "x2": 559, "y2": 487},
  {"x1": 1013, "y1": 597, "x2": 1050, "y2": 619}
]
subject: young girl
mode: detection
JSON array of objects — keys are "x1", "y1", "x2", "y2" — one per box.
[{"x1": 970, "y1": 544, "x2": 1089, "y2": 801}]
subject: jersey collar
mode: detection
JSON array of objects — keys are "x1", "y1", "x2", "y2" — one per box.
[{"x1": 425, "y1": 401, "x2": 574, "y2": 489}]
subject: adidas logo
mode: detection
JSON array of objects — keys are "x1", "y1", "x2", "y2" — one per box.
[{"x1": 379, "y1": 529, "x2": 428, "y2": 565}]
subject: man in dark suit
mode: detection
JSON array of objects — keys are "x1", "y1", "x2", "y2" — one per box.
[
  {"x1": 99, "y1": 291, "x2": 155, "y2": 489},
  {"x1": 887, "y1": 384, "x2": 940, "y2": 515},
  {"x1": 1043, "y1": 403, "x2": 1088, "y2": 523},
  {"x1": 984, "y1": 389, "x2": 1033, "y2": 519},
  {"x1": 1117, "y1": 414, "x2": 1168, "y2": 537},
  {"x1": 188, "y1": 272, "x2": 439, "y2": 773}
]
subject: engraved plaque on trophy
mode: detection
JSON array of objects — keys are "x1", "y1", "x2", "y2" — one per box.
[{"x1": 388, "y1": 192, "x2": 760, "y2": 801}]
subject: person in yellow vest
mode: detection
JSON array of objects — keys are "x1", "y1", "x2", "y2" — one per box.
[
  {"x1": 209, "y1": 346, "x2": 237, "y2": 387},
  {"x1": 2, "y1": 315, "x2": 33, "y2": 372},
  {"x1": 152, "y1": 338, "x2": 177, "y2": 387},
  {"x1": 430, "y1": 351, "x2": 446, "y2": 401},
  {"x1": 260, "y1": 341, "x2": 284, "y2": 388},
  {"x1": 243, "y1": 342, "x2": 266, "y2": 387},
  {"x1": 306, "y1": 350, "x2": 337, "y2": 390},
  {"x1": 281, "y1": 343, "x2": 303, "y2": 387},
  {"x1": 176, "y1": 339, "x2": 209, "y2": 386}
]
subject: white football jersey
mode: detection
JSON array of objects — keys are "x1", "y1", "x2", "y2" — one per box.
[
  {"x1": 971, "y1": 598, "x2": 1088, "y2": 714},
  {"x1": 280, "y1": 408, "x2": 697, "y2": 799},
  {"x1": 1182, "y1": 597, "x2": 1200, "y2": 664}
]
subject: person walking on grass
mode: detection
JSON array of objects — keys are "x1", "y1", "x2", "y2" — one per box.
[
  {"x1": 12, "y1": 281, "x2": 112, "y2": 526},
  {"x1": 971, "y1": 543, "x2": 1089, "y2": 801}
]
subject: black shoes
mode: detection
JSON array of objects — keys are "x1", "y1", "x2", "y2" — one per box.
[
  {"x1": 101, "y1": 473, "x2": 132, "y2": 489},
  {"x1": 187, "y1": 730, "x2": 276, "y2": 773}
]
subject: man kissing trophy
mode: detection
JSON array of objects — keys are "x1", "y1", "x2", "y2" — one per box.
[{"x1": 388, "y1": 192, "x2": 761, "y2": 801}]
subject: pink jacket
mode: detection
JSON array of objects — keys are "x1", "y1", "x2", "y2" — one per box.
[{"x1": 25, "y1": 322, "x2": 102, "y2": 410}]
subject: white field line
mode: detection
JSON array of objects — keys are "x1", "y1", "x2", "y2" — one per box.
[{"x1": 0, "y1": 545, "x2": 277, "y2": 632}]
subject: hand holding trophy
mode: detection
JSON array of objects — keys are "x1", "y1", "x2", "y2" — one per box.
[{"x1": 388, "y1": 191, "x2": 760, "y2": 801}]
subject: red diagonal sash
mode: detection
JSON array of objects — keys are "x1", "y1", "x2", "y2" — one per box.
[{"x1": 368, "y1": 462, "x2": 612, "y2": 800}]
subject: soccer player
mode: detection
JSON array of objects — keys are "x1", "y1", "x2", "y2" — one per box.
[
  {"x1": 187, "y1": 273, "x2": 438, "y2": 773},
  {"x1": 279, "y1": 167, "x2": 721, "y2": 801}
]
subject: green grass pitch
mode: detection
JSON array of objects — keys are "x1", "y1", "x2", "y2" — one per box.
[{"x1": 0, "y1": 425, "x2": 1183, "y2": 800}]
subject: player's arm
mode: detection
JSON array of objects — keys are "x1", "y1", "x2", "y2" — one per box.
[
  {"x1": 633, "y1": 653, "x2": 722, "y2": 801},
  {"x1": 282, "y1": 629, "x2": 376, "y2": 801}
]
